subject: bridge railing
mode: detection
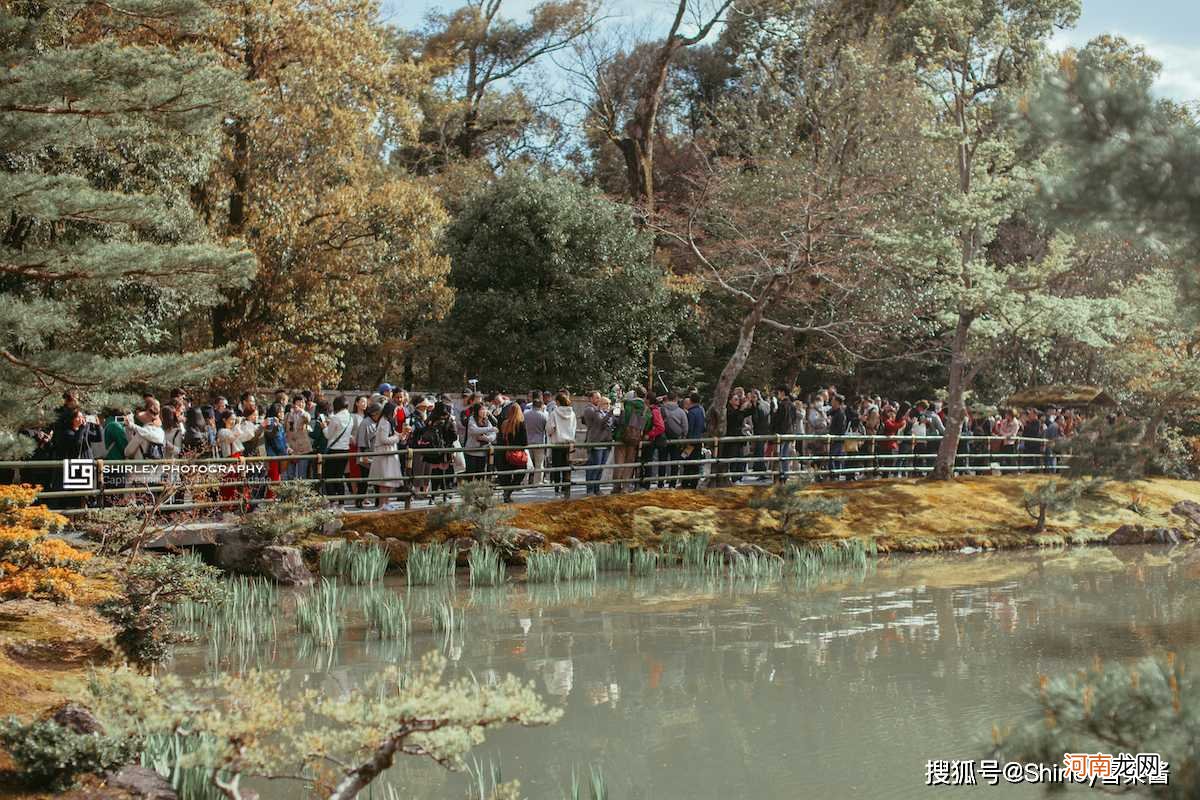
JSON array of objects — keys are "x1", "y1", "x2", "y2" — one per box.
[{"x1": 2, "y1": 433, "x2": 1069, "y2": 516}]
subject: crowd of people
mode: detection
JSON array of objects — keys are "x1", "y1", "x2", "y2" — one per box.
[{"x1": 16, "y1": 380, "x2": 1085, "y2": 508}]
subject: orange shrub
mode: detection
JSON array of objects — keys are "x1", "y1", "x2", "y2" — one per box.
[{"x1": 0, "y1": 485, "x2": 88, "y2": 602}]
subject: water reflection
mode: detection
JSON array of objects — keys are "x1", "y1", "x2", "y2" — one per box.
[{"x1": 168, "y1": 545, "x2": 1200, "y2": 799}]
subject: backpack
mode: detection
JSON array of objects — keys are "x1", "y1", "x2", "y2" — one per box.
[{"x1": 620, "y1": 402, "x2": 647, "y2": 445}]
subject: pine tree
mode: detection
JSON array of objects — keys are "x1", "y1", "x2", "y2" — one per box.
[
  {"x1": 0, "y1": 0, "x2": 254, "y2": 455},
  {"x1": 749, "y1": 473, "x2": 845, "y2": 537}
]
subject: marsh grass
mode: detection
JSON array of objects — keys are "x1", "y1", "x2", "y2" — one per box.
[
  {"x1": 786, "y1": 538, "x2": 873, "y2": 575},
  {"x1": 727, "y1": 551, "x2": 784, "y2": 581},
  {"x1": 565, "y1": 764, "x2": 608, "y2": 800},
  {"x1": 320, "y1": 540, "x2": 389, "y2": 584},
  {"x1": 360, "y1": 588, "x2": 408, "y2": 641},
  {"x1": 592, "y1": 542, "x2": 630, "y2": 572},
  {"x1": 295, "y1": 578, "x2": 342, "y2": 646},
  {"x1": 466, "y1": 757, "x2": 505, "y2": 800},
  {"x1": 406, "y1": 542, "x2": 457, "y2": 585},
  {"x1": 468, "y1": 543, "x2": 507, "y2": 586},
  {"x1": 525, "y1": 548, "x2": 598, "y2": 584},
  {"x1": 141, "y1": 731, "x2": 227, "y2": 800},
  {"x1": 631, "y1": 549, "x2": 661, "y2": 576},
  {"x1": 663, "y1": 532, "x2": 711, "y2": 570}
]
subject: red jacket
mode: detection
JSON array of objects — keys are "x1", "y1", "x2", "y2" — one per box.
[
  {"x1": 645, "y1": 406, "x2": 666, "y2": 441},
  {"x1": 882, "y1": 418, "x2": 905, "y2": 450}
]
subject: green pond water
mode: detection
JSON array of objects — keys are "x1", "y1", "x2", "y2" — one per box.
[{"x1": 168, "y1": 545, "x2": 1199, "y2": 799}]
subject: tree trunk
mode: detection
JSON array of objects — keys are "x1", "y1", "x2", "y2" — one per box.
[
  {"x1": 931, "y1": 312, "x2": 974, "y2": 480},
  {"x1": 707, "y1": 278, "x2": 781, "y2": 438},
  {"x1": 1035, "y1": 505, "x2": 1047, "y2": 533}
]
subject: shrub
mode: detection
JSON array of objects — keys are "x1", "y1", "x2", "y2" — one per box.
[
  {"x1": 98, "y1": 553, "x2": 223, "y2": 664},
  {"x1": 240, "y1": 480, "x2": 337, "y2": 545},
  {"x1": 426, "y1": 480, "x2": 515, "y2": 544},
  {"x1": 0, "y1": 484, "x2": 89, "y2": 601},
  {"x1": 73, "y1": 507, "x2": 143, "y2": 556},
  {"x1": 748, "y1": 474, "x2": 845, "y2": 537},
  {"x1": 0, "y1": 716, "x2": 137, "y2": 791}
]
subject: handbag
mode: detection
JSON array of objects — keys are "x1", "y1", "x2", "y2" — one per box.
[{"x1": 505, "y1": 448, "x2": 528, "y2": 468}]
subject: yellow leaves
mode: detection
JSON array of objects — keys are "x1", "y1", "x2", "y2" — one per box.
[{"x1": 0, "y1": 484, "x2": 89, "y2": 602}]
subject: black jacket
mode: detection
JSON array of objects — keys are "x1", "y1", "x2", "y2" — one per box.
[{"x1": 770, "y1": 400, "x2": 796, "y2": 435}]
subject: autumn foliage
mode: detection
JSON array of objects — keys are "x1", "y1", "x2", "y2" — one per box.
[{"x1": 0, "y1": 485, "x2": 90, "y2": 601}]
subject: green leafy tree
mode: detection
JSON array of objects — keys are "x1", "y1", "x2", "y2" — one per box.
[
  {"x1": 0, "y1": 0, "x2": 255, "y2": 454},
  {"x1": 444, "y1": 172, "x2": 677, "y2": 388},
  {"x1": 881, "y1": 0, "x2": 1114, "y2": 480}
]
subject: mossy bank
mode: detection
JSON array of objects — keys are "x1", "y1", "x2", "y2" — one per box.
[{"x1": 342, "y1": 476, "x2": 1200, "y2": 554}]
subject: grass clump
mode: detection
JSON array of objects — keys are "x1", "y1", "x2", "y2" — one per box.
[
  {"x1": 361, "y1": 588, "x2": 408, "y2": 641},
  {"x1": 468, "y1": 543, "x2": 507, "y2": 587},
  {"x1": 407, "y1": 541, "x2": 457, "y2": 585},
  {"x1": 631, "y1": 549, "x2": 661, "y2": 576},
  {"x1": 320, "y1": 540, "x2": 388, "y2": 584},
  {"x1": 727, "y1": 551, "x2": 784, "y2": 581},
  {"x1": 592, "y1": 542, "x2": 630, "y2": 572},
  {"x1": 525, "y1": 548, "x2": 597, "y2": 584},
  {"x1": 295, "y1": 578, "x2": 342, "y2": 646}
]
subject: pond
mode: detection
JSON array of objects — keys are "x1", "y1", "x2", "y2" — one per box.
[{"x1": 168, "y1": 545, "x2": 1199, "y2": 799}]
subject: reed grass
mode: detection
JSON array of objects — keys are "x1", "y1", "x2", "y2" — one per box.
[
  {"x1": 406, "y1": 541, "x2": 457, "y2": 585},
  {"x1": 141, "y1": 731, "x2": 227, "y2": 800},
  {"x1": 525, "y1": 547, "x2": 597, "y2": 584},
  {"x1": 466, "y1": 757, "x2": 505, "y2": 800},
  {"x1": 565, "y1": 764, "x2": 608, "y2": 800},
  {"x1": 727, "y1": 550, "x2": 784, "y2": 580},
  {"x1": 661, "y1": 532, "x2": 713, "y2": 568},
  {"x1": 320, "y1": 540, "x2": 389, "y2": 584},
  {"x1": 785, "y1": 537, "x2": 874, "y2": 576},
  {"x1": 631, "y1": 549, "x2": 661, "y2": 576},
  {"x1": 360, "y1": 588, "x2": 408, "y2": 641},
  {"x1": 592, "y1": 541, "x2": 630, "y2": 572},
  {"x1": 295, "y1": 578, "x2": 342, "y2": 646},
  {"x1": 468, "y1": 543, "x2": 507, "y2": 586}
]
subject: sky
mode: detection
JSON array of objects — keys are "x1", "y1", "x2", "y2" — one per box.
[{"x1": 381, "y1": 0, "x2": 1200, "y2": 102}]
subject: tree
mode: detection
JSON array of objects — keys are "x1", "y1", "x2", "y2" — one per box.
[
  {"x1": 78, "y1": 652, "x2": 561, "y2": 800},
  {"x1": 654, "y1": 22, "x2": 930, "y2": 436},
  {"x1": 0, "y1": 0, "x2": 255, "y2": 454},
  {"x1": 396, "y1": 0, "x2": 601, "y2": 173},
  {"x1": 200, "y1": 0, "x2": 451, "y2": 387},
  {"x1": 995, "y1": 655, "x2": 1195, "y2": 798},
  {"x1": 575, "y1": 0, "x2": 733, "y2": 211},
  {"x1": 884, "y1": 0, "x2": 1095, "y2": 479},
  {"x1": 444, "y1": 172, "x2": 677, "y2": 388},
  {"x1": 749, "y1": 473, "x2": 845, "y2": 536}
]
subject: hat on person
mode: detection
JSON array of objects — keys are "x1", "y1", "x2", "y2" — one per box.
[{"x1": 377, "y1": 383, "x2": 393, "y2": 394}]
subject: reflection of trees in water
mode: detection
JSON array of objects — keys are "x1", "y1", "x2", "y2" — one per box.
[{"x1": 168, "y1": 548, "x2": 1200, "y2": 800}]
